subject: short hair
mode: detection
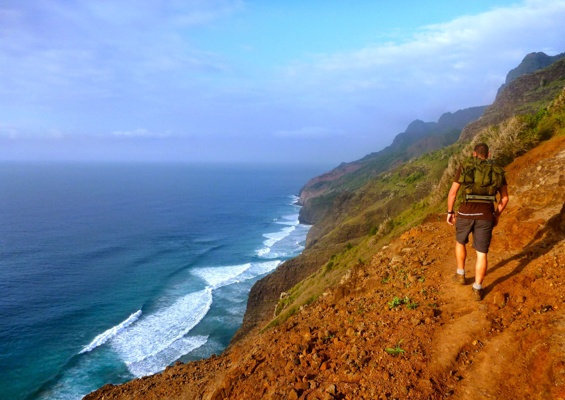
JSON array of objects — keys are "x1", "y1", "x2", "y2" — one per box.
[{"x1": 474, "y1": 143, "x2": 489, "y2": 158}]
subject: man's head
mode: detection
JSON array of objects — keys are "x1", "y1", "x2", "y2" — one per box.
[{"x1": 473, "y1": 143, "x2": 489, "y2": 159}]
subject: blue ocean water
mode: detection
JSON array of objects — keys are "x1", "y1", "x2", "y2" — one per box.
[{"x1": 0, "y1": 162, "x2": 327, "y2": 400}]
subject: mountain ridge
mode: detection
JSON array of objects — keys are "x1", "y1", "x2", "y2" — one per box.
[
  {"x1": 298, "y1": 106, "x2": 486, "y2": 225},
  {"x1": 498, "y1": 51, "x2": 565, "y2": 93}
]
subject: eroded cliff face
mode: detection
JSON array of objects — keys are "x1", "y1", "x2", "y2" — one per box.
[
  {"x1": 86, "y1": 135, "x2": 565, "y2": 400},
  {"x1": 460, "y1": 57, "x2": 565, "y2": 142}
]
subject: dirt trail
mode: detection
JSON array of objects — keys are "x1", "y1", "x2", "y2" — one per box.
[
  {"x1": 86, "y1": 136, "x2": 565, "y2": 400},
  {"x1": 427, "y1": 136, "x2": 565, "y2": 399}
]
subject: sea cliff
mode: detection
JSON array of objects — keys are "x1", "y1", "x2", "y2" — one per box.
[{"x1": 85, "y1": 54, "x2": 565, "y2": 399}]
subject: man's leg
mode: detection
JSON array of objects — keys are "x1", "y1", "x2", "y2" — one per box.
[
  {"x1": 474, "y1": 251, "x2": 488, "y2": 285},
  {"x1": 455, "y1": 241, "x2": 466, "y2": 270},
  {"x1": 472, "y1": 251, "x2": 488, "y2": 300},
  {"x1": 453, "y1": 241, "x2": 467, "y2": 284},
  {"x1": 471, "y1": 220, "x2": 494, "y2": 300},
  {"x1": 454, "y1": 218, "x2": 473, "y2": 285}
]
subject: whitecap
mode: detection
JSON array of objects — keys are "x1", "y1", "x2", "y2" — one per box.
[
  {"x1": 288, "y1": 194, "x2": 301, "y2": 205},
  {"x1": 256, "y1": 247, "x2": 271, "y2": 257},
  {"x1": 264, "y1": 226, "x2": 296, "y2": 246},
  {"x1": 275, "y1": 213, "x2": 300, "y2": 226},
  {"x1": 191, "y1": 260, "x2": 281, "y2": 290},
  {"x1": 191, "y1": 263, "x2": 253, "y2": 289},
  {"x1": 257, "y1": 225, "x2": 296, "y2": 257},
  {"x1": 79, "y1": 310, "x2": 142, "y2": 354},
  {"x1": 243, "y1": 260, "x2": 281, "y2": 276},
  {"x1": 109, "y1": 288, "x2": 213, "y2": 377},
  {"x1": 126, "y1": 335, "x2": 208, "y2": 377}
]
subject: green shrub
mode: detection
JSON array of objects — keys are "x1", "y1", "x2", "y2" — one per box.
[{"x1": 385, "y1": 340, "x2": 406, "y2": 356}]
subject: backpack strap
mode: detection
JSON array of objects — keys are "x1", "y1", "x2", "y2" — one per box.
[{"x1": 465, "y1": 194, "x2": 497, "y2": 202}]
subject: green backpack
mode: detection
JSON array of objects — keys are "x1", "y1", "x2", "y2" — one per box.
[{"x1": 458, "y1": 157, "x2": 505, "y2": 200}]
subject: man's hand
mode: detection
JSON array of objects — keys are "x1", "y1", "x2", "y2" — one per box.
[{"x1": 447, "y1": 213, "x2": 456, "y2": 226}]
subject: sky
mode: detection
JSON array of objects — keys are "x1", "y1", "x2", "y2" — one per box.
[{"x1": 1, "y1": 0, "x2": 564, "y2": 165}]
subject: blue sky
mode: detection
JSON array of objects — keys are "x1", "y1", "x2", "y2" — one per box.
[{"x1": 1, "y1": 0, "x2": 564, "y2": 164}]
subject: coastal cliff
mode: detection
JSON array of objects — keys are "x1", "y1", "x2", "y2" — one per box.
[
  {"x1": 87, "y1": 133, "x2": 565, "y2": 399},
  {"x1": 85, "y1": 54, "x2": 565, "y2": 399}
]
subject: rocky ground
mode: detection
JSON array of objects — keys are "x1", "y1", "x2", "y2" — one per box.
[{"x1": 86, "y1": 136, "x2": 565, "y2": 400}]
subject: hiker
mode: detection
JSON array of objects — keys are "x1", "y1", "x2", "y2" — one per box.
[{"x1": 446, "y1": 143, "x2": 509, "y2": 300}]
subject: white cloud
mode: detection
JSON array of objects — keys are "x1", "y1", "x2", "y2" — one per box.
[
  {"x1": 283, "y1": 0, "x2": 565, "y2": 90},
  {"x1": 274, "y1": 0, "x2": 565, "y2": 129},
  {"x1": 0, "y1": 1, "x2": 241, "y2": 106}
]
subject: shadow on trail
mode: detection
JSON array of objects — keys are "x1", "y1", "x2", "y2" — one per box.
[{"x1": 485, "y1": 202, "x2": 565, "y2": 295}]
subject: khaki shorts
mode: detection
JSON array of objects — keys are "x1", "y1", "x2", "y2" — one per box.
[{"x1": 455, "y1": 218, "x2": 495, "y2": 254}]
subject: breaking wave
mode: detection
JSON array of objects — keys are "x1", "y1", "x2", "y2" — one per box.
[{"x1": 79, "y1": 310, "x2": 142, "y2": 354}]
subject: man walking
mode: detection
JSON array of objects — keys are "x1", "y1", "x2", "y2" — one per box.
[{"x1": 446, "y1": 143, "x2": 509, "y2": 300}]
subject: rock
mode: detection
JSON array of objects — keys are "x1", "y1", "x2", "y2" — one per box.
[
  {"x1": 390, "y1": 255, "x2": 404, "y2": 266},
  {"x1": 288, "y1": 389, "x2": 299, "y2": 400},
  {"x1": 325, "y1": 384, "x2": 337, "y2": 395},
  {"x1": 302, "y1": 328, "x2": 312, "y2": 342},
  {"x1": 493, "y1": 292, "x2": 507, "y2": 307},
  {"x1": 285, "y1": 361, "x2": 294, "y2": 374}
]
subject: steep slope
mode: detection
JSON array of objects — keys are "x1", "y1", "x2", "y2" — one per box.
[{"x1": 86, "y1": 134, "x2": 565, "y2": 400}]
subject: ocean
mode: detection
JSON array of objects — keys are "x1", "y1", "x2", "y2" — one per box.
[{"x1": 0, "y1": 162, "x2": 327, "y2": 400}]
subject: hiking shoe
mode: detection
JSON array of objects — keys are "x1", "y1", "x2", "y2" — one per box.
[
  {"x1": 452, "y1": 273, "x2": 465, "y2": 285},
  {"x1": 473, "y1": 287, "x2": 483, "y2": 301}
]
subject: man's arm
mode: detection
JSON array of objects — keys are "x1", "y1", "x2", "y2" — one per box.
[
  {"x1": 494, "y1": 185, "x2": 509, "y2": 226},
  {"x1": 446, "y1": 181, "x2": 460, "y2": 225}
]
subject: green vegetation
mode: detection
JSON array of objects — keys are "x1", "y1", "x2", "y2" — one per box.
[
  {"x1": 385, "y1": 340, "x2": 406, "y2": 356},
  {"x1": 388, "y1": 296, "x2": 419, "y2": 310},
  {"x1": 388, "y1": 296, "x2": 403, "y2": 309}
]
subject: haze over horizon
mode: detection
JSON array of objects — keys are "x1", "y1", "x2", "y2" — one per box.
[{"x1": 1, "y1": 0, "x2": 565, "y2": 165}]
